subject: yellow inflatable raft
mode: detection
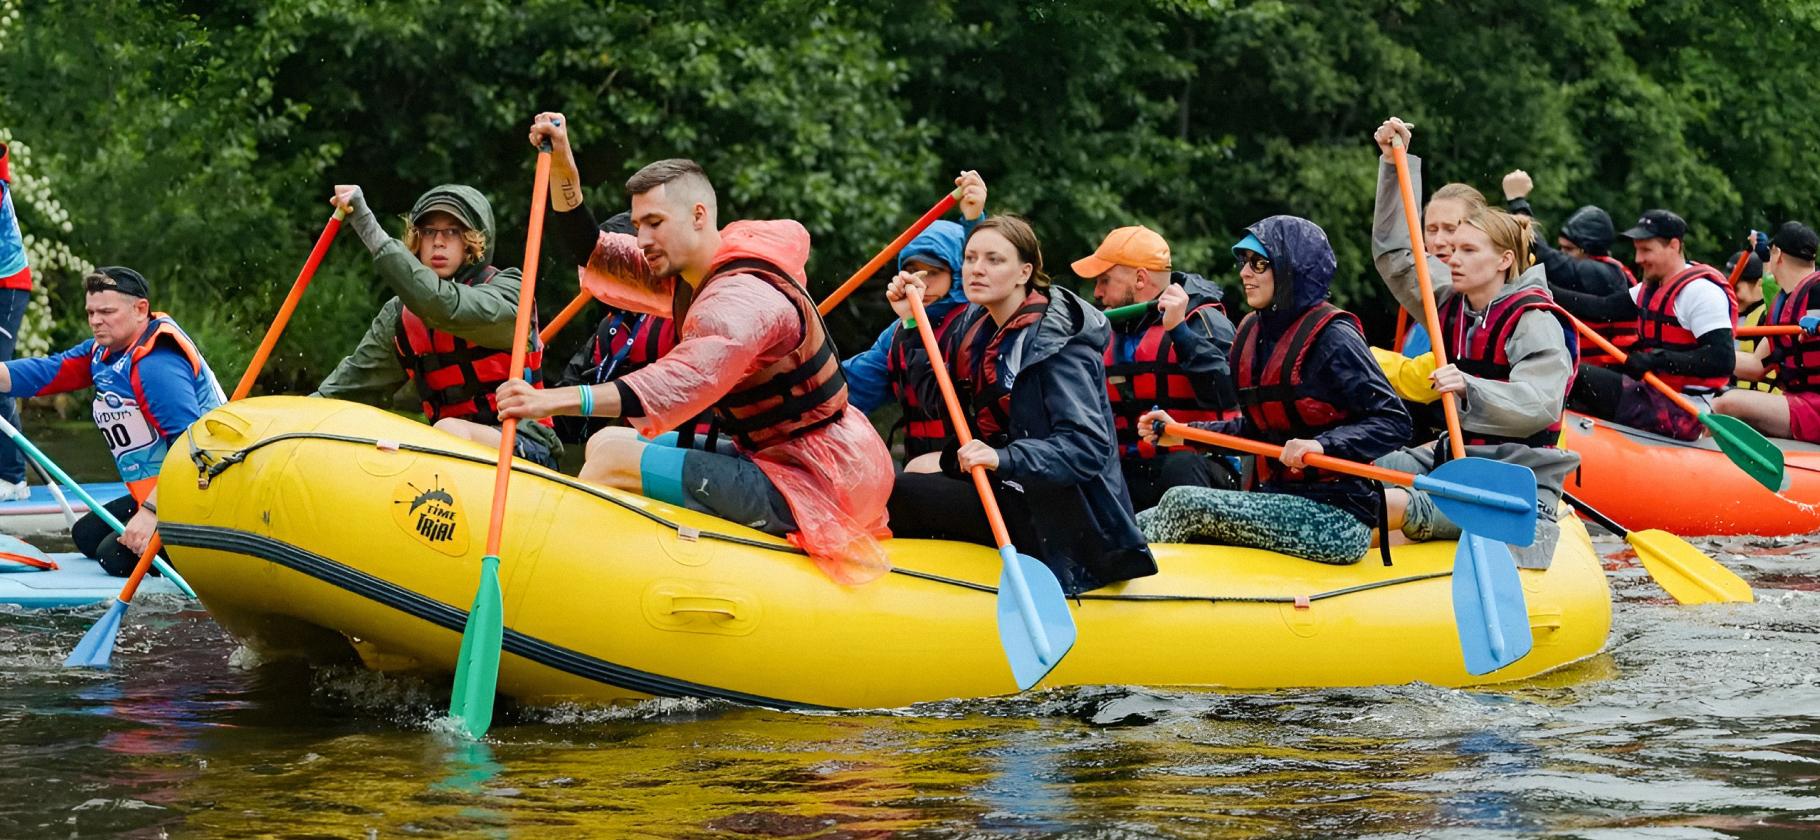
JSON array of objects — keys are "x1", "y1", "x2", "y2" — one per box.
[{"x1": 159, "y1": 397, "x2": 1612, "y2": 709}]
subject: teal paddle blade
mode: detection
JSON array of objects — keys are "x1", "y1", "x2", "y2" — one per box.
[
  {"x1": 1700, "y1": 412, "x2": 1788, "y2": 493},
  {"x1": 448, "y1": 554, "x2": 504, "y2": 739},
  {"x1": 1416, "y1": 457, "x2": 1539, "y2": 546},
  {"x1": 64, "y1": 598, "x2": 126, "y2": 669},
  {"x1": 1451, "y1": 535, "x2": 1533, "y2": 675},
  {"x1": 997, "y1": 545, "x2": 1077, "y2": 691}
]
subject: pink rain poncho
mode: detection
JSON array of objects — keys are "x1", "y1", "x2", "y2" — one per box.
[{"x1": 580, "y1": 220, "x2": 893, "y2": 584}]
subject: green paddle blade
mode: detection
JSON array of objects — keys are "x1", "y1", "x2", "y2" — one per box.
[
  {"x1": 448, "y1": 554, "x2": 504, "y2": 739},
  {"x1": 1699, "y1": 412, "x2": 1787, "y2": 493},
  {"x1": 1628, "y1": 529, "x2": 1755, "y2": 604}
]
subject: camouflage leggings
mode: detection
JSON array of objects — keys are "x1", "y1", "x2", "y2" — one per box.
[{"x1": 1136, "y1": 487, "x2": 1371, "y2": 565}]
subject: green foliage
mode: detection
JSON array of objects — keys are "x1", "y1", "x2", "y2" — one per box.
[{"x1": 5, "y1": 0, "x2": 1819, "y2": 378}]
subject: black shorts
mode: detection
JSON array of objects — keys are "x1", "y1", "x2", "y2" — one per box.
[{"x1": 639, "y1": 437, "x2": 796, "y2": 535}]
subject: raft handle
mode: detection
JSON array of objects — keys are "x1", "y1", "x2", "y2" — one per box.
[{"x1": 663, "y1": 595, "x2": 740, "y2": 619}]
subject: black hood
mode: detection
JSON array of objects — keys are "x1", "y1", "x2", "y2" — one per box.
[
  {"x1": 1244, "y1": 215, "x2": 1336, "y2": 335},
  {"x1": 1561, "y1": 205, "x2": 1616, "y2": 255}
]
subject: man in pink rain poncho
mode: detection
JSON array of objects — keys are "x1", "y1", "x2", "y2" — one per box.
[{"x1": 496, "y1": 113, "x2": 893, "y2": 583}]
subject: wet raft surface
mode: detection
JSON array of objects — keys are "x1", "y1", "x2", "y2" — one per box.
[{"x1": 3, "y1": 531, "x2": 1819, "y2": 837}]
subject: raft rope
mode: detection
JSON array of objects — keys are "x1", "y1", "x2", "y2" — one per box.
[{"x1": 188, "y1": 430, "x2": 1457, "y2": 606}]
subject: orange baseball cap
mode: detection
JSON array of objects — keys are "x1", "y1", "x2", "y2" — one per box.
[{"x1": 1071, "y1": 225, "x2": 1171, "y2": 278}]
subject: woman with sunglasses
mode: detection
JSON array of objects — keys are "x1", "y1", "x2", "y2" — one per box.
[
  {"x1": 1137, "y1": 216, "x2": 1411, "y2": 564},
  {"x1": 317, "y1": 183, "x2": 562, "y2": 467},
  {"x1": 1369, "y1": 118, "x2": 1580, "y2": 567}
]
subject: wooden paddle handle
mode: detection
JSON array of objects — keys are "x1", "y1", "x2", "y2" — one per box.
[
  {"x1": 906, "y1": 294, "x2": 1014, "y2": 550},
  {"x1": 817, "y1": 187, "x2": 963, "y2": 316},
  {"x1": 1565, "y1": 315, "x2": 1705, "y2": 418},
  {"x1": 1388, "y1": 140, "x2": 1467, "y2": 462},
  {"x1": 539, "y1": 290, "x2": 592, "y2": 345},
  {"x1": 1162, "y1": 422, "x2": 1416, "y2": 488}
]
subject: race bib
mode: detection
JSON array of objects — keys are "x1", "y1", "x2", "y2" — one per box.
[{"x1": 91, "y1": 391, "x2": 161, "y2": 469}]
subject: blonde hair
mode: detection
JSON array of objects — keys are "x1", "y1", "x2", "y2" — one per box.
[
  {"x1": 1462, "y1": 207, "x2": 1536, "y2": 282},
  {"x1": 403, "y1": 223, "x2": 487, "y2": 267},
  {"x1": 1431, "y1": 182, "x2": 1489, "y2": 214}
]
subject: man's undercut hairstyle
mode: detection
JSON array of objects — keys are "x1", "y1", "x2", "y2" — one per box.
[{"x1": 626, "y1": 158, "x2": 718, "y2": 220}]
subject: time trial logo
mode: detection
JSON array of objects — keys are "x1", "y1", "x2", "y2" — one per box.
[{"x1": 390, "y1": 474, "x2": 469, "y2": 557}]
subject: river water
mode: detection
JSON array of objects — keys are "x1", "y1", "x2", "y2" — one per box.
[{"x1": 3, "y1": 422, "x2": 1819, "y2": 837}]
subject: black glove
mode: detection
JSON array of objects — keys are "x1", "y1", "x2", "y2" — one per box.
[{"x1": 1626, "y1": 349, "x2": 1663, "y2": 375}]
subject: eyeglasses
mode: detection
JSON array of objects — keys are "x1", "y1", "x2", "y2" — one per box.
[
  {"x1": 1238, "y1": 253, "x2": 1272, "y2": 274},
  {"x1": 414, "y1": 225, "x2": 465, "y2": 243}
]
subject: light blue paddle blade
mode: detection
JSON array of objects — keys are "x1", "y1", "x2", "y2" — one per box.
[
  {"x1": 1418, "y1": 457, "x2": 1539, "y2": 546},
  {"x1": 1451, "y1": 535, "x2": 1533, "y2": 676},
  {"x1": 448, "y1": 554, "x2": 504, "y2": 739},
  {"x1": 64, "y1": 598, "x2": 127, "y2": 669},
  {"x1": 997, "y1": 545, "x2": 1077, "y2": 691}
]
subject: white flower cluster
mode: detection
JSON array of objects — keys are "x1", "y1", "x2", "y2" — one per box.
[
  {"x1": 1, "y1": 128, "x2": 90, "y2": 356},
  {"x1": 0, "y1": 0, "x2": 16, "y2": 55}
]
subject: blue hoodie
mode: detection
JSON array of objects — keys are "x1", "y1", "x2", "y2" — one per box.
[{"x1": 840, "y1": 220, "x2": 969, "y2": 413}]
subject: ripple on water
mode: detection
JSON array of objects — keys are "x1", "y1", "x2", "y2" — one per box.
[{"x1": 2, "y1": 526, "x2": 1820, "y2": 836}]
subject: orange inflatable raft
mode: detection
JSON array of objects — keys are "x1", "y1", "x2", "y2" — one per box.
[{"x1": 1561, "y1": 411, "x2": 1820, "y2": 537}]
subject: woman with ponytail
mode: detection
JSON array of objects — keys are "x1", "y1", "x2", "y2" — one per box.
[
  {"x1": 886, "y1": 200, "x2": 1154, "y2": 595},
  {"x1": 1373, "y1": 153, "x2": 1583, "y2": 565}
]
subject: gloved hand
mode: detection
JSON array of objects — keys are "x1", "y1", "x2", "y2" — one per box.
[
  {"x1": 1627, "y1": 349, "x2": 1664, "y2": 375},
  {"x1": 1802, "y1": 314, "x2": 1820, "y2": 336}
]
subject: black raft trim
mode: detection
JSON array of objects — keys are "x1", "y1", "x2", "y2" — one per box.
[{"x1": 157, "y1": 522, "x2": 837, "y2": 712}]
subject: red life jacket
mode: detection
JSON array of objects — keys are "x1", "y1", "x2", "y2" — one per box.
[
  {"x1": 1103, "y1": 300, "x2": 1239, "y2": 459},
  {"x1": 952, "y1": 293, "x2": 1050, "y2": 444},
  {"x1": 677, "y1": 257, "x2": 848, "y2": 451},
  {"x1": 1578, "y1": 255, "x2": 1638, "y2": 367},
  {"x1": 1232, "y1": 303, "x2": 1361, "y2": 486},
  {"x1": 885, "y1": 303, "x2": 968, "y2": 459},
  {"x1": 1440, "y1": 287, "x2": 1579, "y2": 448},
  {"x1": 1770, "y1": 270, "x2": 1820, "y2": 393},
  {"x1": 1634, "y1": 262, "x2": 1737, "y2": 393},
  {"x1": 393, "y1": 266, "x2": 552, "y2": 428}
]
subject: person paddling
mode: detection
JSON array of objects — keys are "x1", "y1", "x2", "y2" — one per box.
[
  {"x1": 1077, "y1": 224, "x2": 1242, "y2": 507},
  {"x1": 839, "y1": 218, "x2": 973, "y2": 465},
  {"x1": 1717, "y1": 222, "x2": 1820, "y2": 441},
  {"x1": 316, "y1": 183, "x2": 561, "y2": 467},
  {"x1": 1501, "y1": 169, "x2": 1638, "y2": 368},
  {"x1": 881, "y1": 177, "x2": 1153, "y2": 593},
  {"x1": 1137, "y1": 217, "x2": 1411, "y2": 565},
  {"x1": 0, "y1": 267, "x2": 224, "y2": 575},
  {"x1": 1563, "y1": 208, "x2": 1738, "y2": 440},
  {"x1": 496, "y1": 112, "x2": 894, "y2": 584},
  {"x1": 1370, "y1": 120, "x2": 1580, "y2": 565}
]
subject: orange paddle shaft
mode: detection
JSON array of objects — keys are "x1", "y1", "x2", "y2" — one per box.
[{"x1": 1389, "y1": 140, "x2": 1467, "y2": 461}]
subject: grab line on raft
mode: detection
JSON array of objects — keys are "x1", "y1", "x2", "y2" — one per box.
[{"x1": 185, "y1": 430, "x2": 1461, "y2": 605}]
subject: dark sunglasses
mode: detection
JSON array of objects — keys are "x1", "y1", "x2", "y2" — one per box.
[{"x1": 1238, "y1": 252, "x2": 1272, "y2": 274}]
